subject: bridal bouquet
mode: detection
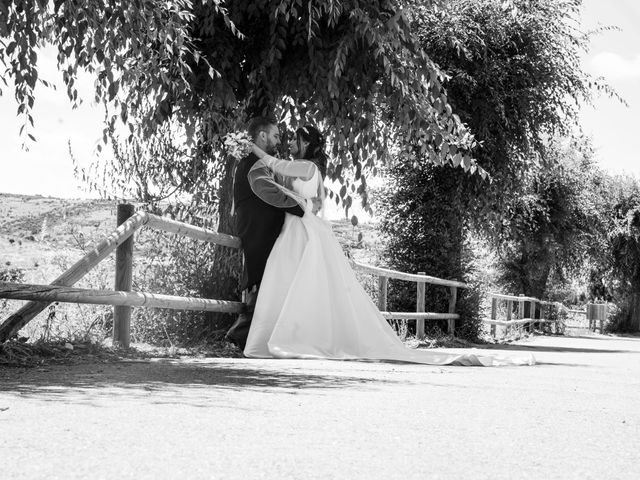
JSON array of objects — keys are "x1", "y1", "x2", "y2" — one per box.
[{"x1": 224, "y1": 131, "x2": 253, "y2": 160}]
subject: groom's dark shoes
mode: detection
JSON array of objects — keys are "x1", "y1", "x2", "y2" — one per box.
[
  {"x1": 225, "y1": 313, "x2": 251, "y2": 350},
  {"x1": 224, "y1": 286, "x2": 258, "y2": 351}
]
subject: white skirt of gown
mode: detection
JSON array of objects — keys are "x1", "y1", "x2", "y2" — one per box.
[{"x1": 244, "y1": 210, "x2": 535, "y2": 367}]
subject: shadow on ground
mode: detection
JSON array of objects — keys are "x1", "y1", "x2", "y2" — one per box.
[
  {"x1": 476, "y1": 334, "x2": 640, "y2": 354},
  {"x1": 0, "y1": 359, "x2": 400, "y2": 402}
]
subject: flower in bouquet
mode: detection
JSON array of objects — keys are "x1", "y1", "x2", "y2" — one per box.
[{"x1": 224, "y1": 132, "x2": 253, "y2": 160}]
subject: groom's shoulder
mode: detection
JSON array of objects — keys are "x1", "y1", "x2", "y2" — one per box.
[
  {"x1": 236, "y1": 152, "x2": 258, "y2": 171},
  {"x1": 240, "y1": 152, "x2": 258, "y2": 164}
]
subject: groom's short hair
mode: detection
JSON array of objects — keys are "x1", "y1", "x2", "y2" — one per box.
[{"x1": 247, "y1": 116, "x2": 277, "y2": 141}]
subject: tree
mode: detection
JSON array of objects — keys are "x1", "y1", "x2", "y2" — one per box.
[
  {"x1": 495, "y1": 136, "x2": 603, "y2": 299},
  {"x1": 598, "y1": 177, "x2": 640, "y2": 332},
  {"x1": 1, "y1": 0, "x2": 488, "y2": 342},
  {"x1": 413, "y1": 0, "x2": 611, "y2": 205},
  {"x1": 378, "y1": 162, "x2": 483, "y2": 339},
  {"x1": 379, "y1": 0, "x2": 607, "y2": 337}
]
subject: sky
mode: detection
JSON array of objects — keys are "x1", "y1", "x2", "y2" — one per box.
[
  {"x1": 1, "y1": 0, "x2": 639, "y2": 199},
  {"x1": 578, "y1": 0, "x2": 640, "y2": 176}
]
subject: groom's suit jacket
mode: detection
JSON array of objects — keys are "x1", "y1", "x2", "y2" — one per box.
[{"x1": 234, "y1": 152, "x2": 305, "y2": 290}]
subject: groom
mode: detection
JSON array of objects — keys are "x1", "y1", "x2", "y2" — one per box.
[{"x1": 225, "y1": 117, "x2": 305, "y2": 350}]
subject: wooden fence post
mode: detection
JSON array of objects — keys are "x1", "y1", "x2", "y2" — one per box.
[
  {"x1": 113, "y1": 204, "x2": 135, "y2": 348},
  {"x1": 0, "y1": 211, "x2": 148, "y2": 343},
  {"x1": 490, "y1": 297, "x2": 497, "y2": 338},
  {"x1": 448, "y1": 286, "x2": 457, "y2": 336},
  {"x1": 416, "y1": 272, "x2": 426, "y2": 340},
  {"x1": 518, "y1": 294, "x2": 525, "y2": 337},
  {"x1": 505, "y1": 299, "x2": 513, "y2": 339},
  {"x1": 528, "y1": 300, "x2": 535, "y2": 333},
  {"x1": 377, "y1": 276, "x2": 388, "y2": 311}
]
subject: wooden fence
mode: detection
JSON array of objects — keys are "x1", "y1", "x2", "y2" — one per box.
[
  {"x1": 482, "y1": 293, "x2": 561, "y2": 339},
  {"x1": 0, "y1": 204, "x2": 243, "y2": 346},
  {"x1": 564, "y1": 304, "x2": 607, "y2": 334},
  {"x1": 2, "y1": 203, "x2": 608, "y2": 346},
  {"x1": 0, "y1": 204, "x2": 466, "y2": 345},
  {"x1": 352, "y1": 262, "x2": 466, "y2": 338}
]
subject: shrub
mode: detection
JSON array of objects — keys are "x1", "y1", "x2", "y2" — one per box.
[
  {"x1": 131, "y1": 224, "x2": 242, "y2": 346},
  {"x1": 378, "y1": 164, "x2": 482, "y2": 340}
]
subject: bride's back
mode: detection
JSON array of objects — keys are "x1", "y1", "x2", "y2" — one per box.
[{"x1": 291, "y1": 166, "x2": 320, "y2": 199}]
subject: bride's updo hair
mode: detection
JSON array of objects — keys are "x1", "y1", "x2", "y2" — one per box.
[{"x1": 296, "y1": 125, "x2": 327, "y2": 178}]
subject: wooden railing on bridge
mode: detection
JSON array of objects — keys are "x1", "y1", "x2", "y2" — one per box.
[{"x1": 0, "y1": 204, "x2": 467, "y2": 345}]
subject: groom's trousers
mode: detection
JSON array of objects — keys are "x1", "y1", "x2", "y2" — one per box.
[{"x1": 225, "y1": 285, "x2": 258, "y2": 351}]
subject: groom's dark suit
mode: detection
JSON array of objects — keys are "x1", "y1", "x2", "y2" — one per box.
[
  {"x1": 234, "y1": 152, "x2": 305, "y2": 290},
  {"x1": 225, "y1": 152, "x2": 304, "y2": 349}
]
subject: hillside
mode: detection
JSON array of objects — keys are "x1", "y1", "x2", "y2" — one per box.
[{"x1": 0, "y1": 192, "x2": 382, "y2": 280}]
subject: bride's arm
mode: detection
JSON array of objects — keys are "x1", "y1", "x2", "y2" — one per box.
[
  {"x1": 251, "y1": 144, "x2": 317, "y2": 180},
  {"x1": 246, "y1": 145, "x2": 304, "y2": 215}
]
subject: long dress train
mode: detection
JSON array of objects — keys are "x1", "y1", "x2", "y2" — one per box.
[{"x1": 244, "y1": 169, "x2": 534, "y2": 366}]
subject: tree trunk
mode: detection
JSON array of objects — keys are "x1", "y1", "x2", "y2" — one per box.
[
  {"x1": 200, "y1": 155, "x2": 243, "y2": 339},
  {"x1": 528, "y1": 265, "x2": 551, "y2": 300},
  {"x1": 630, "y1": 292, "x2": 640, "y2": 332}
]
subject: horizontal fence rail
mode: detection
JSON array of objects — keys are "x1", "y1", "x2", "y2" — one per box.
[
  {"x1": 484, "y1": 293, "x2": 561, "y2": 339},
  {"x1": 146, "y1": 214, "x2": 242, "y2": 249},
  {"x1": 352, "y1": 261, "x2": 466, "y2": 338},
  {"x1": 352, "y1": 262, "x2": 467, "y2": 288},
  {"x1": 0, "y1": 282, "x2": 245, "y2": 314},
  {"x1": 381, "y1": 312, "x2": 459, "y2": 320},
  {"x1": 483, "y1": 318, "x2": 553, "y2": 327},
  {"x1": 488, "y1": 292, "x2": 539, "y2": 303}
]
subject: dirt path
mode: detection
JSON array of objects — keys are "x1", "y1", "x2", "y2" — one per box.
[{"x1": 2, "y1": 334, "x2": 640, "y2": 479}]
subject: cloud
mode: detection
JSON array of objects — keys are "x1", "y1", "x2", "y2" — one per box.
[{"x1": 589, "y1": 52, "x2": 640, "y2": 79}]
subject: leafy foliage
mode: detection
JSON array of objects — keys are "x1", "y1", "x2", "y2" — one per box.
[
  {"x1": 495, "y1": 136, "x2": 603, "y2": 298},
  {"x1": 376, "y1": 0, "x2": 611, "y2": 341},
  {"x1": 414, "y1": 0, "x2": 607, "y2": 221},
  {"x1": 0, "y1": 266, "x2": 25, "y2": 312},
  {"x1": 0, "y1": 0, "x2": 216, "y2": 144},
  {"x1": 131, "y1": 230, "x2": 242, "y2": 344},
  {"x1": 600, "y1": 178, "x2": 640, "y2": 331},
  {"x1": 1, "y1": 1, "x2": 489, "y2": 210},
  {"x1": 378, "y1": 163, "x2": 482, "y2": 339},
  {"x1": 188, "y1": 0, "x2": 488, "y2": 189}
]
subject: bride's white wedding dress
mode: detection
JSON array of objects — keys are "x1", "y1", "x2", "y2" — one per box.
[{"x1": 244, "y1": 166, "x2": 534, "y2": 366}]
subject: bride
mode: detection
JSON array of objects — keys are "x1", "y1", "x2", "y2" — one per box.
[{"x1": 243, "y1": 126, "x2": 534, "y2": 367}]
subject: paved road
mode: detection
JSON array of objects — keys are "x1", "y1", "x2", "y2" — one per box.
[{"x1": 1, "y1": 333, "x2": 639, "y2": 479}]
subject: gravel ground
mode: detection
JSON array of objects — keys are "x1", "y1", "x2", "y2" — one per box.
[{"x1": 1, "y1": 333, "x2": 640, "y2": 480}]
